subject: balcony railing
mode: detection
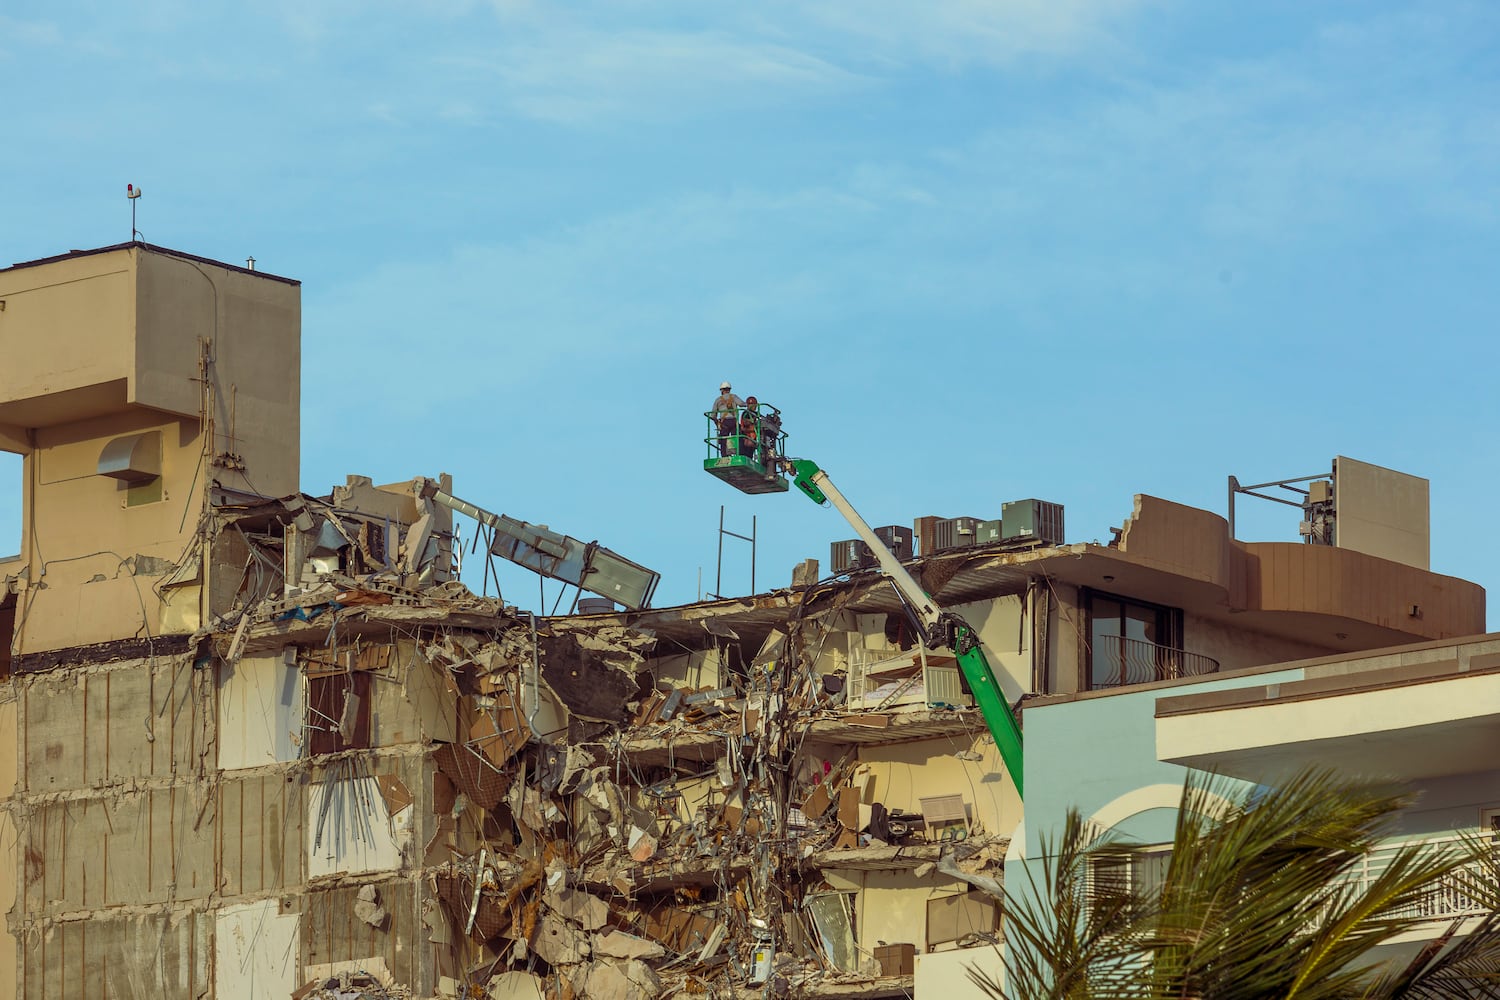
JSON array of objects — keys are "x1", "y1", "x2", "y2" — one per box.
[
  {"x1": 1350, "y1": 833, "x2": 1498, "y2": 922},
  {"x1": 1089, "y1": 635, "x2": 1220, "y2": 690}
]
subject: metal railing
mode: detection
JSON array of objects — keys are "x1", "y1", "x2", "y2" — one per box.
[
  {"x1": 1089, "y1": 635, "x2": 1220, "y2": 690},
  {"x1": 704, "y1": 402, "x2": 785, "y2": 466},
  {"x1": 1349, "y1": 833, "x2": 1498, "y2": 922}
]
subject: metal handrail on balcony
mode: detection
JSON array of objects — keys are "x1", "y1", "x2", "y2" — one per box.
[
  {"x1": 1349, "y1": 833, "x2": 1498, "y2": 922},
  {"x1": 1090, "y1": 635, "x2": 1220, "y2": 690}
]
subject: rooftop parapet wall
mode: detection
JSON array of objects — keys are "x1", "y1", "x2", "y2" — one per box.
[
  {"x1": 0, "y1": 250, "x2": 134, "y2": 432},
  {"x1": 0, "y1": 244, "x2": 300, "y2": 441},
  {"x1": 1243, "y1": 541, "x2": 1482, "y2": 638},
  {"x1": 1117, "y1": 494, "x2": 1483, "y2": 640},
  {"x1": 1116, "y1": 495, "x2": 1241, "y2": 597}
]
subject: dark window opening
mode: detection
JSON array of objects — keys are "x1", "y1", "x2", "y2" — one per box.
[
  {"x1": 1084, "y1": 589, "x2": 1184, "y2": 689},
  {"x1": 0, "y1": 593, "x2": 14, "y2": 680},
  {"x1": 1089, "y1": 848, "x2": 1171, "y2": 919},
  {"x1": 307, "y1": 672, "x2": 372, "y2": 755}
]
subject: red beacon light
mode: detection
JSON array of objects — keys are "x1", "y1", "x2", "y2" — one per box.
[{"x1": 126, "y1": 184, "x2": 141, "y2": 199}]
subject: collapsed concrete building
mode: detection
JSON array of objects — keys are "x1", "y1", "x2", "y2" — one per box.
[{"x1": 0, "y1": 244, "x2": 1485, "y2": 999}]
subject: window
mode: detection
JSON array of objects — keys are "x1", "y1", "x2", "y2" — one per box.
[
  {"x1": 1089, "y1": 847, "x2": 1171, "y2": 919},
  {"x1": 1084, "y1": 590, "x2": 1183, "y2": 689},
  {"x1": 306, "y1": 671, "x2": 372, "y2": 755},
  {"x1": 0, "y1": 593, "x2": 13, "y2": 679}
]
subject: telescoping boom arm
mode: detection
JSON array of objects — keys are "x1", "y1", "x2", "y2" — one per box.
[{"x1": 787, "y1": 459, "x2": 1025, "y2": 798}]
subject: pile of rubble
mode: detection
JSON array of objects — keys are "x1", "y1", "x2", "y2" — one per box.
[
  {"x1": 203, "y1": 480, "x2": 1009, "y2": 998},
  {"x1": 225, "y1": 581, "x2": 1007, "y2": 998}
]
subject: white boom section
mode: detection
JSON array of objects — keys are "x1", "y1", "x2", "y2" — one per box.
[
  {"x1": 807, "y1": 468, "x2": 940, "y2": 628},
  {"x1": 806, "y1": 466, "x2": 1026, "y2": 705}
]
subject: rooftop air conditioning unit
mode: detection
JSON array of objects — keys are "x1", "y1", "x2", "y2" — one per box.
[
  {"x1": 1001, "y1": 499, "x2": 1064, "y2": 547},
  {"x1": 873, "y1": 525, "x2": 914, "y2": 561},
  {"x1": 830, "y1": 539, "x2": 877, "y2": 575},
  {"x1": 932, "y1": 516, "x2": 980, "y2": 553}
]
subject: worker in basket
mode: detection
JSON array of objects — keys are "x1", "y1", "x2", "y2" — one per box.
[
  {"x1": 737, "y1": 400, "x2": 759, "y2": 459},
  {"x1": 711, "y1": 380, "x2": 743, "y2": 457},
  {"x1": 758, "y1": 404, "x2": 782, "y2": 468}
]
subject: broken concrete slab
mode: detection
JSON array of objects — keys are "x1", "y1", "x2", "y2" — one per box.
[
  {"x1": 593, "y1": 930, "x2": 665, "y2": 961},
  {"x1": 530, "y1": 910, "x2": 591, "y2": 966},
  {"x1": 544, "y1": 885, "x2": 609, "y2": 931},
  {"x1": 582, "y1": 959, "x2": 662, "y2": 1000},
  {"x1": 487, "y1": 970, "x2": 545, "y2": 1000},
  {"x1": 354, "y1": 884, "x2": 388, "y2": 928}
]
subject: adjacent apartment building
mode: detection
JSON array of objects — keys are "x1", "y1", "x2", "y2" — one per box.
[{"x1": 0, "y1": 242, "x2": 1486, "y2": 999}]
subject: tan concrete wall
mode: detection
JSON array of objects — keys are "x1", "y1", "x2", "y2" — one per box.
[
  {"x1": 1048, "y1": 580, "x2": 1085, "y2": 695},
  {"x1": 855, "y1": 735, "x2": 1018, "y2": 838},
  {"x1": 1334, "y1": 456, "x2": 1429, "y2": 570},
  {"x1": 1117, "y1": 495, "x2": 1240, "y2": 598},
  {"x1": 0, "y1": 697, "x2": 17, "y2": 997},
  {"x1": 1, "y1": 245, "x2": 302, "y2": 655},
  {"x1": 0, "y1": 252, "x2": 135, "y2": 422},
  {"x1": 14, "y1": 411, "x2": 204, "y2": 651},
  {"x1": 9, "y1": 645, "x2": 439, "y2": 999},
  {"x1": 1245, "y1": 541, "x2": 1482, "y2": 639},
  {"x1": 22, "y1": 909, "x2": 212, "y2": 999},
  {"x1": 951, "y1": 595, "x2": 1028, "y2": 698},
  {"x1": 1186, "y1": 612, "x2": 1336, "y2": 674},
  {"x1": 844, "y1": 870, "x2": 971, "y2": 957},
  {"x1": 1117, "y1": 493, "x2": 1483, "y2": 640},
  {"x1": 134, "y1": 250, "x2": 301, "y2": 498}
]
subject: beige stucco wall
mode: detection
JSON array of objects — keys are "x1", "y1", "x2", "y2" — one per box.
[
  {"x1": 832, "y1": 868, "x2": 973, "y2": 958},
  {"x1": 950, "y1": 595, "x2": 1028, "y2": 698},
  {"x1": 15, "y1": 410, "x2": 203, "y2": 648},
  {"x1": 1047, "y1": 580, "x2": 1085, "y2": 695},
  {"x1": 133, "y1": 249, "x2": 301, "y2": 496},
  {"x1": 0, "y1": 253, "x2": 135, "y2": 423},
  {"x1": 854, "y1": 734, "x2": 1018, "y2": 839},
  {"x1": 1186, "y1": 612, "x2": 1336, "y2": 673}
]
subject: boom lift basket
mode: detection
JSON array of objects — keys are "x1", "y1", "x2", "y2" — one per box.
[{"x1": 703, "y1": 402, "x2": 790, "y2": 494}]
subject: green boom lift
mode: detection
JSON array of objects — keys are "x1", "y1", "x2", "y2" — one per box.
[{"x1": 702, "y1": 407, "x2": 1025, "y2": 798}]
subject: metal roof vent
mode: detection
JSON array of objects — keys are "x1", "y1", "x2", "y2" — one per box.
[{"x1": 97, "y1": 431, "x2": 161, "y2": 483}]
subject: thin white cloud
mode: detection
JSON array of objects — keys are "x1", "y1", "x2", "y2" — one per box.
[
  {"x1": 931, "y1": 11, "x2": 1500, "y2": 249},
  {"x1": 421, "y1": 1, "x2": 1152, "y2": 125},
  {"x1": 474, "y1": 28, "x2": 868, "y2": 124},
  {"x1": 795, "y1": 0, "x2": 1155, "y2": 67}
]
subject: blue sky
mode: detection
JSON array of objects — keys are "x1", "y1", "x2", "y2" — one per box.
[{"x1": 2, "y1": 1, "x2": 1498, "y2": 619}]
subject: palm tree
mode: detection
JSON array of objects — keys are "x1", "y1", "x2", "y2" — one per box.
[{"x1": 975, "y1": 769, "x2": 1500, "y2": 999}]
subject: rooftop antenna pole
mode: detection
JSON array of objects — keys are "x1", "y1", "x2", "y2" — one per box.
[{"x1": 126, "y1": 183, "x2": 143, "y2": 242}]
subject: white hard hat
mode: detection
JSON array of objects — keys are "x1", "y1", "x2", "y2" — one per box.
[{"x1": 720, "y1": 381, "x2": 731, "y2": 390}]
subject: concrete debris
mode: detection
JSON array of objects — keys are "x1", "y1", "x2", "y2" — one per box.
[
  {"x1": 10, "y1": 481, "x2": 1012, "y2": 1000},
  {"x1": 582, "y1": 959, "x2": 661, "y2": 1000},
  {"x1": 530, "y1": 910, "x2": 591, "y2": 966},
  {"x1": 297, "y1": 964, "x2": 409, "y2": 1000},
  {"x1": 544, "y1": 885, "x2": 610, "y2": 931},
  {"x1": 593, "y1": 930, "x2": 666, "y2": 961},
  {"x1": 485, "y1": 971, "x2": 544, "y2": 1000},
  {"x1": 355, "y1": 884, "x2": 389, "y2": 929}
]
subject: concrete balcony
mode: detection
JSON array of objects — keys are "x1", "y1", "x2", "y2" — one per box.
[{"x1": 1154, "y1": 636, "x2": 1500, "y2": 784}]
